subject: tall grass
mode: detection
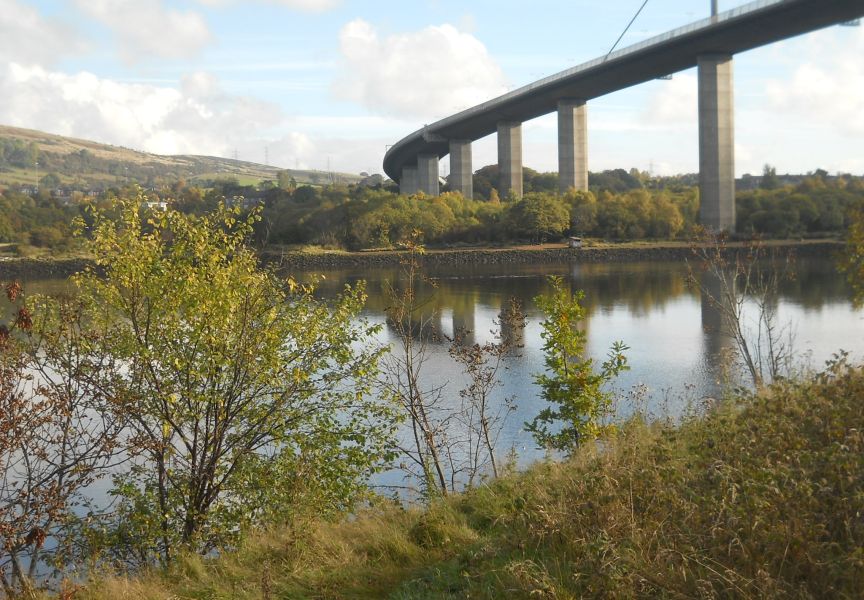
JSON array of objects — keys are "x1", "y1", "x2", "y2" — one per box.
[{"x1": 73, "y1": 358, "x2": 864, "y2": 599}]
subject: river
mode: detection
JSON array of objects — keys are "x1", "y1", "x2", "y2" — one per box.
[
  {"x1": 11, "y1": 256, "x2": 864, "y2": 485},
  {"x1": 306, "y1": 257, "x2": 863, "y2": 470}
]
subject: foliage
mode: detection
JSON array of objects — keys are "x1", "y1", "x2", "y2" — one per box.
[
  {"x1": 77, "y1": 361, "x2": 864, "y2": 599},
  {"x1": 448, "y1": 298, "x2": 525, "y2": 483},
  {"x1": 382, "y1": 236, "x2": 525, "y2": 497},
  {"x1": 504, "y1": 193, "x2": 570, "y2": 242},
  {"x1": 0, "y1": 284, "x2": 121, "y2": 596},
  {"x1": 842, "y1": 206, "x2": 864, "y2": 307},
  {"x1": 689, "y1": 233, "x2": 796, "y2": 388},
  {"x1": 526, "y1": 276, "x2": 628, "y2": 452},
  {"x1": 73, "y1": 198, "x2": 396, "y2": 564},
  {"x1": 3, "y1": 171, "x2": 863, "y2": 255},
  {"x1": 380, "y1": 234, "x2": 451, "y2": 498}
]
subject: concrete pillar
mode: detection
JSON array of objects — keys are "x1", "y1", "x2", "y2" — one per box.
[
  {"x1": 558, "y1": 99, "x2": 588, "y2": 193},
  {"x1": 698, "y1": 54, "x2": 735, "y2": 232},
  {"x1": 400, "y1": 166, "x2": 418, "y2": 195},
  {"x1": 449, "y1": 140, "x2": 473, "y2": 199},
  {"x1": 497, "y1": 121, "x2": 523, "y2": 199},
  {"x1": 417, "y1": 154, "x2": 439, "y2": 196}
]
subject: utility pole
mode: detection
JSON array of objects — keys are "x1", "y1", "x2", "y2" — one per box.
[{"x1": 711, "y1": 1, "x2": 718, "y2": 17}]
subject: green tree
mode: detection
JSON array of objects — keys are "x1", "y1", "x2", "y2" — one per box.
[
  {"x1": 277, "y1": 170, "x2": 296, "y2": 191},
  {"x1": 506, "y1": 193, "x2": 570, "y2": 242},
  {"x1": 526, "y1": 277, "x2": 628, "y2": 452},
  {"x1": 842, "y1": 207, "x2": 864, "y2": 307},
  {"x1": 760, "y1": 164, "x2": 780, "y2": 190},
  {"x1": 75, "y1": 198, "x2": 396, "y2": 564}
]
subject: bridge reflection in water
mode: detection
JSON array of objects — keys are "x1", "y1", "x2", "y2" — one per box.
[{"x1": 307, "y1": 258, "x2": 860, "y2": 424}]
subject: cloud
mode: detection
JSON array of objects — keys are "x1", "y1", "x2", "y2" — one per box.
[
  {"x1": 74, "y1": 0, "x2": 212, "y2": 62},
  {"x1": 0, "y1": 0, "x2": 85, "y2": 65},
  {"x1": 0, "y1": 63, "x2": 281, "y2": 156},
  {"x1": 265, "y1": 0, "x2": 340, "y2": 10},
  {"x1": 764, "y1": 27, "x2": 864, "y2": 136},
  {"x1": 334, "y1": 19, "x2": 507, "y2": 120},
  {"x1": 194, "y1": 0, "x2": 340, "y2": 11},
  {"x1": 643, "y1": 74, "x2": 697, "y2": 127}
]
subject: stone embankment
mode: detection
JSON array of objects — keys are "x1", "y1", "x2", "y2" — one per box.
[
  {"x1": 0, "y1": 241, "x2": 844, "y2": 280},
  {"x1": 263, "y1": 241, "x2": 843, "y2": 272},
  {"x1": 0, "y1": 258, "x2": 93, "y2": 280}
]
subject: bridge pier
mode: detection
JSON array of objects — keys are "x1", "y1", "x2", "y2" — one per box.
[
  {"x1": 698, "y1": 53, "x2": 735, "y2": 232},
  {"x1": 497, "y1": 121, "x2": 523, "y2": 199},
  {"x1": 400, "y1": 166, "x2": 418, "y2": 195},
  {"x1": 558, "y1": 99, "x2": 588, "y2": 193},
  {"x1": 449, "y1": 140, "x2": 473, "y2": 198},
  {"x1": 418, "y1": 153, "x2": 440, "y2": 196}
]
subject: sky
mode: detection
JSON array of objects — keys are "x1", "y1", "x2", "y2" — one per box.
[{"x1": 1, "y1": 0, "x2": 861, "y2": 177}]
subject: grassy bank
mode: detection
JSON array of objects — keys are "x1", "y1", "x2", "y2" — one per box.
[{"x1": 72, "y1": 359, "x2": 864, "y2": 599}]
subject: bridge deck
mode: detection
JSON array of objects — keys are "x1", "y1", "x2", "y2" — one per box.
[{"x1": 383, "y1": 0, "x2": 864, "y2": 182}]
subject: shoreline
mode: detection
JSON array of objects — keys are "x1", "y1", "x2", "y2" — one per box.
[
  {"x1": 262, "y1": 239, "x2": 844, "y2": 271},
  {"x1": 0, "y1": 239, "x2": 845, "y2": 279}
]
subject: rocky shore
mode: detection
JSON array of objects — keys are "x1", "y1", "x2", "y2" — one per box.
[
  {"x1": 262, "y1": 240, "x2": 843, "y2": 272},
  {"x1": 0, "y1": 257, "x2": 94, "y2": 280},
  {"x1": 0, "y1": 240, "x2": 844, "y2": 280}
]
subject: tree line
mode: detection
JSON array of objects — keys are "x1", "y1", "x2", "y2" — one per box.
[{"x1": 1, "y1": 171, "x2": 862, "y2": 254}]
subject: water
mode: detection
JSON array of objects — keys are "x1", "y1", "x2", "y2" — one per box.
[
  {"x1": 282, "y1": 257, "x2": 858, "y2": 490},
  {"x1": 10, "y1": 257, "x2": 864, "y2": 485}
]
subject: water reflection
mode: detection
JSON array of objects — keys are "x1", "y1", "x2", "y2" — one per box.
[
  {"x1": 9, "y1": 258, "x2": 863, "y2": 462},
  {"x1": 306, "y1": 258, "x2": 862, "y2": 417}
]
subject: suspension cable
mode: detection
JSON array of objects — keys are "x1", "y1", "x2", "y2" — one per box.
[{"x1": 605, "y1": 0, "x2": 650, "y2": 60}]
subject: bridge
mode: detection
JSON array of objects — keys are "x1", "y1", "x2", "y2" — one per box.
[{"x1": 382, "y1": 0, "x2": 864, "y2": 231}]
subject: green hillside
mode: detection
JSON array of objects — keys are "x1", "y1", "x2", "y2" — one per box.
[{"x1": 0, "y1": 124, "x2": 361, "y2": 190}]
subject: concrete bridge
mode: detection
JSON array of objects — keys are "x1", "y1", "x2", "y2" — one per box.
[{"x1": 382, "y1": 0, "x2": 864, "y2": 232}]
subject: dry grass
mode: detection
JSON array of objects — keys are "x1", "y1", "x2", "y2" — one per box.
[{"x1": 73, "y1": 361, "x2": 864, "y2": 599}]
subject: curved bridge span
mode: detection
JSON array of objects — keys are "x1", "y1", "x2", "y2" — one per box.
[{"x1": 382, "y1": 0, "x2": 864, "y2": 231}]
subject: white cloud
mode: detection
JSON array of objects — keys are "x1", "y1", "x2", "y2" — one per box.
[
  {"x1": 194, "y1": 0, "x2": 340, "y2": 11},
  {"x1": 764, "y1": 28, "x2": 864, "y2": 136},
  {"x1": 0, "y1": 63, "x2": 281, "y2": 156},
  {"x1": 643, "y1": 74, "x2": 697, "y2": 127},
  {"x1": 0, "y1": 0, "x2": 85, "y2": 65},
  {"x1": 334, "y1": 19, "x2": 507, "y2": 120},
  {"x1": 265, "y1": 0, "x2": 340, "y2": 10},
  {"x1": 74, "y1": 0, "x2": 212, "y2": 62}
]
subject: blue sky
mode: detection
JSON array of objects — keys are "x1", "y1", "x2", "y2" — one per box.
[{"x1": 1, "y1": 0, "x2": 861, "y2": 177}]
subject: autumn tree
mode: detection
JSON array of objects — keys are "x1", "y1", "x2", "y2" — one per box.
[
  {"x1": 0, "y1": 285, "x2": 121, "y2": 595},
  {"x1": 74, "y1": 198, "x2": 396, "y2": 564}
]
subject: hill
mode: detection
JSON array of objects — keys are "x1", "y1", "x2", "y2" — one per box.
[{"x1": 0, "y1": 124, "x2": 361, "y2": 190}]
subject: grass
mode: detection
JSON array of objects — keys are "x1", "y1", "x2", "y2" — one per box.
[{"x1": 63, "y1": 360, "x2": 864, "y2": 598}]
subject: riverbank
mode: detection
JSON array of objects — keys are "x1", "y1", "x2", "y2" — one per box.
[
  {"x1": 75, "y1": 362, "x2": 864, "y2": 599},
  {"x1": 0, "y1": 239, "x2": 844, "y2": 279},
  {"x1": 263, "y1": 238, "x2": 843, "y2": 271}
]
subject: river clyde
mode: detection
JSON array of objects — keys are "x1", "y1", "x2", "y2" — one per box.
[
  {"x1": 12, "y1": 255, "x2": 864, "y2": 469},
  {"x1": 309, "y1": 256, "x2": 863, "y2": 461}
]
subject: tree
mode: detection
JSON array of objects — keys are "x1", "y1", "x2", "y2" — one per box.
[
  {"x1": 526, "y1": 277, "x2": 628, "y2": 452},
  {"x1": 842, "y1": 207, "x2": 864, "y2": 307},
  {"x1": 74, "y1": 198, "x2": 396, "y2": 564},
  {"x1": 277, "y1": 170, "x2": 296, "y2": 191},
  {"x1": 448, "y1": 298, "x2": 524, "y2": 483},
  {"x1": 506, "y1": 194, "x2": 570, "y2": 242},
  {"x1": 688, "y1": 233, "x2": 795, "y2": 388},
  {"x1": 760, "y1": 164, "x2": 780, "y2": 190},
  {"x1": 381, "y1": 235, "x2": 452, "y2": 497},
  {"x1": 1, "y1": 285, "x2": 121, "y2": 595}
]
